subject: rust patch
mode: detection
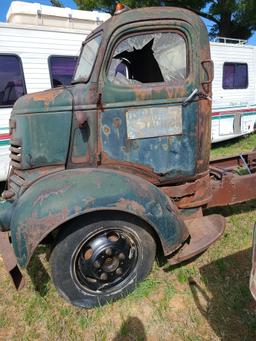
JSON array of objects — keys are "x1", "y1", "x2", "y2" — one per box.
[
  {"x1": 209, "y1": 172, "x2": 256, "y2": 208},
  {"x1": 19, "y1": 208, "x2": 69, "y2": 259},
  {"x1": 33, "y1": 184, "x2": 72, "y2": 206},
  {"x1": 84, "y1": 248, "x2": 93, "y2": 260},
  {"x1": 161, "y1": 173, "x2": 212, "y2": 208},
  {"x1": 71, "y1": 154, "x2": 90, "y2": 164},
  {"x1": 112, "y1": 117, "x2": 121, "y2": 128},
  {"x1": 82, "y1": 196, "x2": 96, "y2": 208},
  {"x1": 103, "y1": 125, "x2": 111, "y2": 135},
  {"x1": 208, "y1": 151, "x2": 256, "y2": 208},
  {"x1": 29, "y1": 88, "x2": 61, "y2": 108},
  {"x1": 116, "y1": 198, "x2": 146, "y2": 215},
  {"x1": 100, "y1": 153, "x2": 160, "y2": 184}
]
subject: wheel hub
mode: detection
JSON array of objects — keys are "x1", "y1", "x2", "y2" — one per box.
[
  {"x1": 102, "y1": 256, "x2": 119, "y2": 272},
  {"x1": 74, "y1": 229, "x2": 138, "y2": 292}
]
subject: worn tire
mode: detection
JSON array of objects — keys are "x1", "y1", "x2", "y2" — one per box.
[{"x1": 50, "y1": 216, "x2": 156, "y2": 308}]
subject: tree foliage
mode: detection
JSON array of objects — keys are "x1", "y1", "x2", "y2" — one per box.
[
  {"x1": 206, "y1": 0, "x2": 256, "y2": 40},
  {"x1": 73, "y1": 0, "x2": 256, "y2": 40},
  {"x1": 50, "y1": 0, "x2": 64, "y2": 8}
]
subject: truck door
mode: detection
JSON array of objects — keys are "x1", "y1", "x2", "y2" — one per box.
[{"x1": 99, "y1": 22, "x2": 201, "y2": 180}]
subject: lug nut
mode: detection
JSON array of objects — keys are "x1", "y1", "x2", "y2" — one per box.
[
  {"x1": 93, "y1": 261, "x2": 101, "y2": 269},
  {"x1": 116, "y1": 268, "x2": 122, "y2": 275},
  {"x1": 100, "y1": 273, "x2": 108, "y2": 281},
  {"x1": 105, "y1": 248, "x2": 112, "y2": 256},
  {"x1": 119, "y1": 253, "x2": 125, "y2": 260}
]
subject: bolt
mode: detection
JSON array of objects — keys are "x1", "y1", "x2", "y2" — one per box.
[
  {"x1": 93, "y1": 261, "x2": 101, "y2": 269},
  {"x1": 116, "y1": 268, "x2": 122, "y2": 275},
  {"x1": 105, "y1": 248, "x2": 112, "y2": 256},
  {"x1": 119, "y1": 253, "x2": 125, "y2": 260},
  {"x1": 100, "y1": 273, "x2": 108, "y2": 281}
]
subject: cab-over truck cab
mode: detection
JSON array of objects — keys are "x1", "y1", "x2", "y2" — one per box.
[{"x1": 2, "y1": 5, "x2": 255, "y2": 308}]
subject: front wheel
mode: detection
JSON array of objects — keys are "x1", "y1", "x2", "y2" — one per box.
[{"x1": 50, "y1": 217, "x2": 156, "y2": 308}]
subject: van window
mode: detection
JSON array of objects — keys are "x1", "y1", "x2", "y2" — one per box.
[
  {"x1": 0, "y1": 55, "x2": 26, "y2": 107},
  {"x1": 49, "y1": 56, "x2": 78, "y2": 87},
  {"x1": 108, "y1": 32, "x2": 187, "y2": 86},
  {"x1": 223, "y1": 62, "x2": 248, "y2": 89}
]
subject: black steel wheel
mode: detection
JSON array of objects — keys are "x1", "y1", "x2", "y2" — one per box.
[{"x1": 50, "y1": 216, "x2": 156, "y2": 308}]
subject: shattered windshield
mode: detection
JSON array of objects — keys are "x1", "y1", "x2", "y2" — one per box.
[
  {"x1": 74, "y1": 34, "x2": 102, "y2": 81},
  {"x1": 108, "y1": 32, "x2": 187, "y2": 86}
]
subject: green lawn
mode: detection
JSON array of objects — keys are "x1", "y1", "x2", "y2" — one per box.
[{"x1": 0, "y1": 134, "x2": 256, "y2": 340}]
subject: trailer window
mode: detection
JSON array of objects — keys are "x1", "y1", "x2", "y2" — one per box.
[
  {"x1": 108, "y1": 32, "x2": 187, "y2": 86},
  {"x1": 0, "y1": 55, "x2": 26, "y2": 107},
  {"x1": 49, "y1": 56, "x2": 78, "y2": 87},
  {"x1": 223, "y1": 63, "x2": 248, "y2": 89}
]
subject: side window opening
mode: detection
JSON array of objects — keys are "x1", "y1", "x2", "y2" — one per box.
[
  {"x1": 0, "y1": 55, "x2": 26, "y2": 107},
  {"x1": 49, "y1": 56, "x2": 78, "y2": 88},
  {"x1": 108, "y1": 32, "x2": 187, "y2": 86},
  {"x1": 222, "y1": 62, "x2": 248, "y2": 89},
  {"x1": 114, "y1": 39, "x2": 164, "y2": 83}
]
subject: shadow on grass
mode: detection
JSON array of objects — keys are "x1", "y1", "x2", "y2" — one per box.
[
  {"x1": 113, "y1": 316, "x2": 146, "y2": 341},
  {"x1": 27, "y1": 246, "x2": 51, "y2": 297},
  {"x1": 189, "y1": 248, "x2": 256, "y2": 341}
]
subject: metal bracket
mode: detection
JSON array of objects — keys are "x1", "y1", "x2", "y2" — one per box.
[{"x1": 0, "y1": 231, "x2": 25, "y2": 290}]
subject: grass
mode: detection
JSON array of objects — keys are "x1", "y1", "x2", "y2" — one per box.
[
  {"x1": 0, "y1": 134, "x2": 256, "y2": 340},
  {"x1": 211, "y1": 132, "x2": 256, "y2": 159}
]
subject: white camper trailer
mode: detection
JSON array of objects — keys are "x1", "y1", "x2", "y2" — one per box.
[
  {"x1": 211, "y1": 38, "x2": 256, "y2": 143},
  {"x1": 0, "y1": 1, "x2": 110, "y2": 181}
]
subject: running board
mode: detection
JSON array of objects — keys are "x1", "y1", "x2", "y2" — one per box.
[
  {"x1": 0, "y1": 231, "x2": 25, "y2": 290},
  {"x1": 168, "y1": 214, "x2": 225, "y2": 265}
]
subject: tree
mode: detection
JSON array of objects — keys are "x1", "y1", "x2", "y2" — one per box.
[
  {"x1": 74, "y1": 0, "x2": 256, "y2": 40},
  {"x1": 206, "y1": 0, "x2": 256, "y2": 40},
  {"x1": 50, "y1": 0, "x2": 64, "y2": 7},
  {"x1": 74, "y1": 1, "x2": 162, "y2": 15}
]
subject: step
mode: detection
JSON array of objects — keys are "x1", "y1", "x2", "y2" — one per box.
[{"x1": 168, "y1": 214, "x2": 225, "y2": 265}]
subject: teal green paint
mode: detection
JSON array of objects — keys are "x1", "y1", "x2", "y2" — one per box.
[
  {"x1": 13, "y1": 88, "x2": 73, "y2": 115},
  {"x1": 72, "y1": 128, "x2": 89, "y2": 158},
  {"x1": 241, "y1": 112, "x2": 256, "y2": 117},
  {"x1": 11, "y1": 88, "x2": 74, "y2": 169},
  {"x1": 0, "y1": 140, "x2": 9, "y2": 146},
  {"x1": 2, "y1": 6, "x2": 210, "y2": 268},
  {"x1": 15, "y1": 112, "x2": 72, "y2": 168},
  {"x1": 10, "y1": 169, "x2": 187, "y2": 267},
  {"x1": 212, "y1": 115, "x2": 235, "y2": 120}
]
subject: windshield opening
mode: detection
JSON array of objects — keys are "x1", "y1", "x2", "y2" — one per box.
[{"x1": 73, "y1": 34, "x2": 102, "y2": 82}]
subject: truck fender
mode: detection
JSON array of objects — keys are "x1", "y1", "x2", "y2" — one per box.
[{"x1": 10, "y1": 168, "x2": 189, "y2": 267}]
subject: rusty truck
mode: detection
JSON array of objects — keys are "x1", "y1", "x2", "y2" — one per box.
[{"x1": 1, "y1": 3, "x2": 256, "y2": 308}]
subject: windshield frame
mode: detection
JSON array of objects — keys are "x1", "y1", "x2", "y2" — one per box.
[{"x1": 72, "y1": 33, "x2": 102, "y2": 85}]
